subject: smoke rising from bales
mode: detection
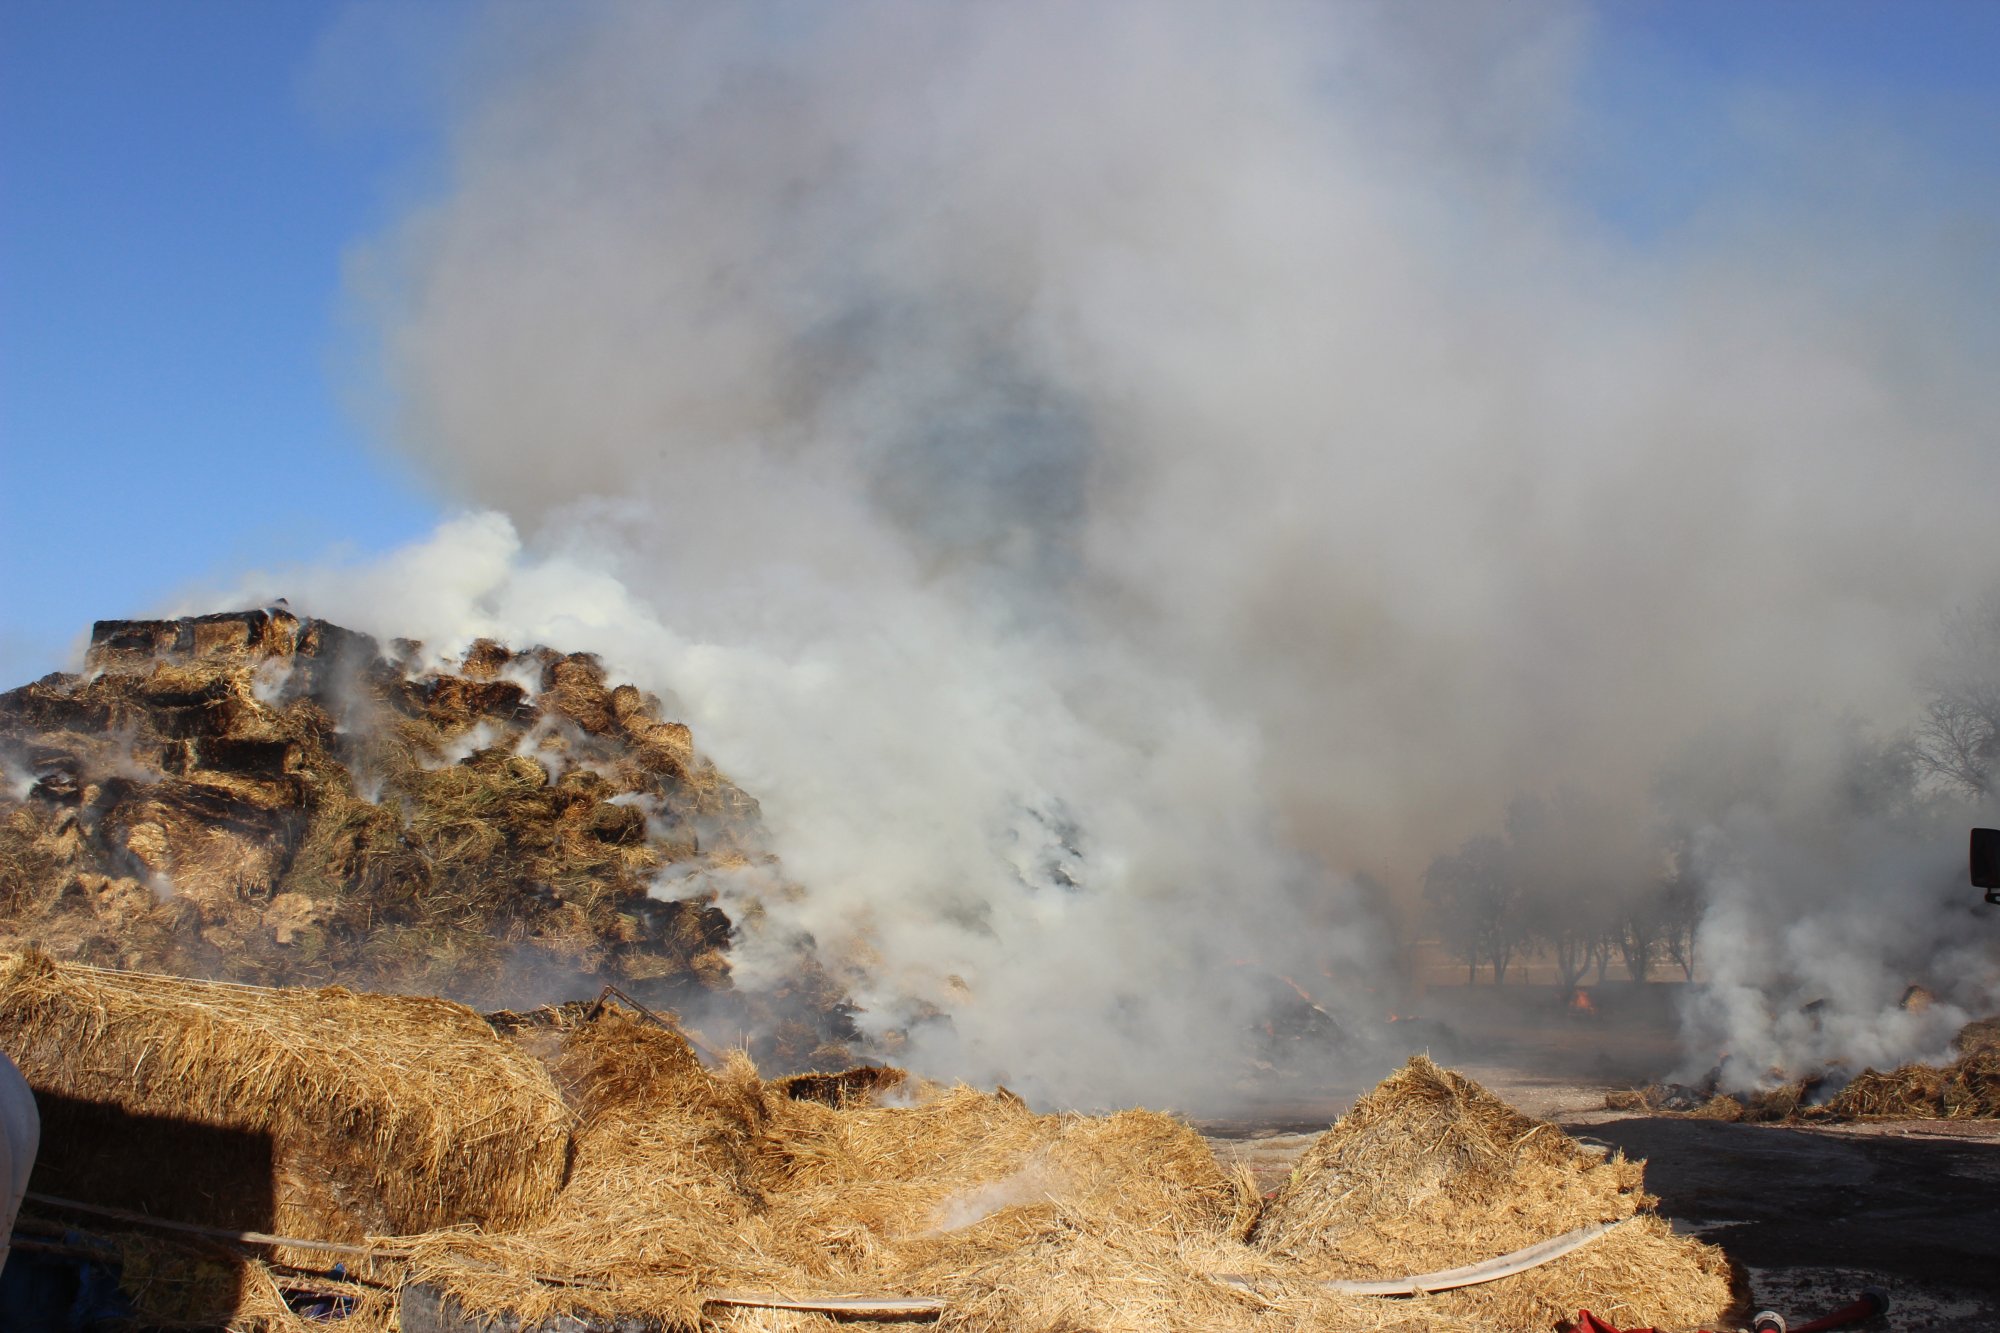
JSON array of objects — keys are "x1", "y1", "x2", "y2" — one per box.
[{"x1": 242, "y1": 2, "x2": 2000, "y2": 1098}]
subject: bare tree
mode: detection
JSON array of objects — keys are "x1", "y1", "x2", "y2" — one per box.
[
  {"x1": 1616, "y1": 900, "x2": 1659, "y2": 983},
  {"x1": 1422, "y1": 832, "x2": 1519, "y2": 984},
  {"x1": 1915, "y1": 599, "x2": 2000, "y2": 799},
  {"x1": 1658, "y1": 870, "x2": 1700, "y2": 982},
  {"x1": 1591, "y1": 930, "x2": 1614, "y2": 985},
  {"x1": 1507, "y1": 794, "x2": 1619, "y2": 996}
]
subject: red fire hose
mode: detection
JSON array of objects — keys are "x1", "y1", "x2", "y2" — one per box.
[
  {"x1": 1573, "y1": 1288, "x2": 1888, "y2": 1333},
  {"x1": 1751, "y1": 1287, "x2": 1890, "y2": 1333}
]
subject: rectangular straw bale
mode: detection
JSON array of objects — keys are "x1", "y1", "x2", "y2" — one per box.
[{"x1": 0, "y1": 950, "x2": 571, "y2": 1248}]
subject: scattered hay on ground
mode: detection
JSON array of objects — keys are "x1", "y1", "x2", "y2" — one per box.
[
  {"x1": 1257, "y1": 1055, "x2": 1735, "y2": 1333},
  {"x1": 403, "y1": 1011, "x2": 783, "y2": 1330},
  {"x1": 421, "y1": 1037, "x2": 1724, "y2": 1333},
  {"x1": 1610, "y1": 1017, "x2": 2000, "y2": 1124},
  {"x1": 4, "y1": 961, "x2": 1732, "y2": 1332},
  {"x1": 1812, "y1": 1047, "x2": 2000, "y2": 1121}
]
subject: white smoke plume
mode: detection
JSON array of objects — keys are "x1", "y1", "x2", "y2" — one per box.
[
  {"x1": 213, "y1": 1, "x2": 1999, "y2": 1099},
  {"x1": 1655, "y1": 704, "x2": 1995, "y2": 1090}
]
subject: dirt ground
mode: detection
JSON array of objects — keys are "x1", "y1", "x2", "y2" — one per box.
[{"x1": 1204, "y1": 982, "x2": 2000, "y2": 1332}]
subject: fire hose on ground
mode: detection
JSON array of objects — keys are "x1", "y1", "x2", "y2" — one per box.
[{"x1": 1573, "y1": 1286, "x2": 1890, "y2": 1333}]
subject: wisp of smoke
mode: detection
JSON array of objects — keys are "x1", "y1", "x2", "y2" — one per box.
[{"x1": 209, "y1": 1, "x2": 1998, "y2": 1099}]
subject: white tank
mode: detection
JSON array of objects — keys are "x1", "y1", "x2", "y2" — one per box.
[{"x1": 0, "y1": 1051, "x2": 39, "y2": 1273}]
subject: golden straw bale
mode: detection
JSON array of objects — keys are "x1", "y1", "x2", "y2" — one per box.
[
  {"x1": 403, "y1": 1013, "x2": 789, "y2": 1331},
  {"x1": 1254, "y1": 1055, "x2": 1734, "y2": 1332},
  {"x1": 1820, "y1": 1065, "x2": 1943, "y2": 1119},
  {"x1": 0, "y1": 950, "x2": 571, "y2": 1256}
]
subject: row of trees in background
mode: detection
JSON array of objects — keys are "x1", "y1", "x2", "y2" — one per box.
[
  {"x1": 1420, "y1": 797, "x2": 1700, "y2": 989},
  {"x1": 1421, "y1": 597, "x2": 2000, "y2": 990}
]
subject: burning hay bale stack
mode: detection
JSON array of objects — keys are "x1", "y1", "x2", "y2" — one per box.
[
  {"x1": 0, "y1": 609, "x2": 856, "y2": 1062},
  {"x1": 0, "y1": 949, "x2": 572, "y2": 1252}
]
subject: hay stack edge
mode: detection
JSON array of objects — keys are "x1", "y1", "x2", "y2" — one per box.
[{"x1": 3, "y1": 952, "x2": 1736, "y2": 1333}]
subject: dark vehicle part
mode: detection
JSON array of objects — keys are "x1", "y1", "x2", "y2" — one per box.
[{"x1": 1973, "y1": 827, "x2": 2000, "y2": 904}]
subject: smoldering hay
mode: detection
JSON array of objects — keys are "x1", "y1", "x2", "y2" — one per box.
[{"x1": 208, "y1": 1, "x2": 1998, "y2": 1099}]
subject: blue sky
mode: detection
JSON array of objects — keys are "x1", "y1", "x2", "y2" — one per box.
[
  {"x1": 2, "y1": 1, "x2": 1996, "y2": 684},
  {"x1": 0, "y1": 0, "x2": 465, "y2": 680}
]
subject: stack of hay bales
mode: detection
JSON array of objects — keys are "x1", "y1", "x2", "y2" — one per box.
[
  {"x1": 0, "y1": 611, "x2": 773, "y2": 1017},
  {"x1": 0, "y1": 950, "x2": 571, "y2": 1257}
]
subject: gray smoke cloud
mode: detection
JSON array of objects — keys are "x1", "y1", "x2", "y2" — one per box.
[{"x1": 221, "y1": 1, "x2": 1999, "y2": 1100}]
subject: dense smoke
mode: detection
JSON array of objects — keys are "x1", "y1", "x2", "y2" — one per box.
[
  {"x1": 215, "y1": 2, "x2": 1998, "y2": 1098},
  {"x1": 1662, "y1": 647, "x2": 1999, "y2": 1091}
]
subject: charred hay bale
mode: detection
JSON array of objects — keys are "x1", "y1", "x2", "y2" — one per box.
[
  {"x1": 0, "y1": 950, "x2": 571, "y2": 1254},
  {"x1": 1944, "y1": 1048, "x2": 2000, "y2": 1117},
  {"x1": 84, "y1": 610, "x2": 301, "y2": 672},
  {"x1": 1254, "y1": 1055, "x2": 1733, "y2": 1332},
  {"x1": 544, "y1": 655, "x2": 617, "y2": 736},
  {"x1": 1956, "y1": 1015, "x2": 2000, "y2": 1057},
  {"x1": 1818, "y1": 1064, "x2": 1946, "y2": 1119},
  {"x1": 459, "y1": 638, "x2": 516, "y2": 681},
  {"x1": 1814, "y1": 1048, "x2": 2000, "y2": 1120},
  {"x1": 421, "y1": 675, "x2": 537, "y2": 726},
  {"x1": 92, "y1": 773, "x2": 307, "y2": 903},
  {"x1": 775, "y1": 1064, "x2": 909, "y2": 1108}
]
